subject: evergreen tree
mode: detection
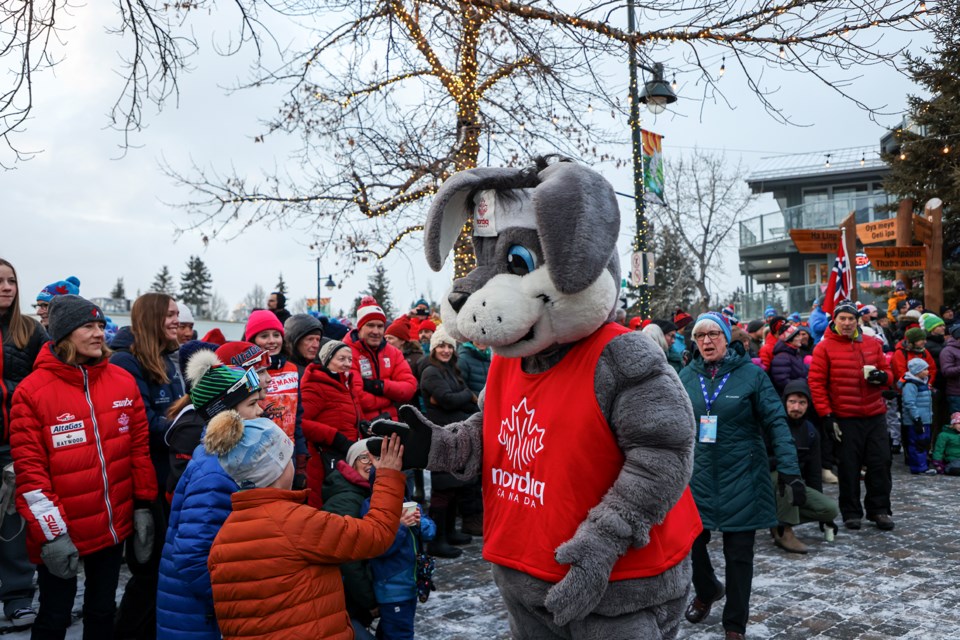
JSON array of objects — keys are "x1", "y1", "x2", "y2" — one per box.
[
  {"x1": 643, "y1": 227, "x2": 700, "y2": 318},
  {"x1": 150, "y1": 265, "x2": 177, "y2": 296},
  {"x1": 110, "y1": 277, "x2": 126, "y2": 300},
  {"x1": 275, "y1": 273, "x2": 287, "y2": 297},
  {"x1": 882, "y1": 5, "x2": 960, "y2": 295},
  {"x1": 180, "y1": 256, "x2": 213, "y2": 319},
  {"x1": 364, "y1": 264, "x2": 394, "y2": 319}
]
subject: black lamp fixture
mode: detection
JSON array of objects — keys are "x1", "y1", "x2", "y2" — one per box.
[{"x1": 637, "y1": 62, "x2": 678, "y2": 115}]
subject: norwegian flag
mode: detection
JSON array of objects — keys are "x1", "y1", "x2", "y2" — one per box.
[{"x1": 822, "y1": 228, "x2": 852, "y2": 316}]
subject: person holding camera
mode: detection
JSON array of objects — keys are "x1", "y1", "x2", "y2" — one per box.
[{"x1": 808, "y1": 300, "x2": 894, "y2": 532}]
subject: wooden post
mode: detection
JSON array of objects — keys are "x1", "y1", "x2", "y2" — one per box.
[
  {"x1": 925, "y1": 198, "x2": 943, "y2": 312},
  {"x1": 840, "y1": 211, "x2": 858, "y2": 302},
  {"x1": 895, "y1": 198, "x2": 914, "y2": 286}
]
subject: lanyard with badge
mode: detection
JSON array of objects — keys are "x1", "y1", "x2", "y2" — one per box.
[{"x1": 697, "y1": 373, "x2": 730, "y2": 443}]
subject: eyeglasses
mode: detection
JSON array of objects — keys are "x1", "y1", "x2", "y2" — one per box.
[
  {"x1": 32, "y1": 303, "x2": 49, "y2": 310},
  {"x1": 355, "y1": 454, "x2": 371, "y2": 463},
  {"x1": 693, "y1": 331, "x2": 724, "y2": 343}
]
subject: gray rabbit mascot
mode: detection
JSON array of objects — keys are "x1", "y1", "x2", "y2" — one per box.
[{"x1": 379, "y1": 156, "x2": 702, "y2": 639}]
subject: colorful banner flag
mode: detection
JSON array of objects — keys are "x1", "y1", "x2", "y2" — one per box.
[
  {"x1": 822, "y1": 228, "x2": 852, "y2": 316},
  {"x1": 641, "y1": 130, "x2": 665, "y2": 205}
]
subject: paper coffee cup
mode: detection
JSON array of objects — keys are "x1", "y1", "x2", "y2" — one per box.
[
  {"x1": 863, "y1": 365, "x2": 877, "y2": 379},
  {"x1": 402, "y1": 501, "x2": 418, "y2": 517}
]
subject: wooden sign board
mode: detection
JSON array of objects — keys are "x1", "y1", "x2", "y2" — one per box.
[
  {"x1": 789, "y1": 229, "x2": 841, "y2": 253},
  {"x1": 856, "y1": 219, "x2": 896, "y2": 245},
  {"x1": 865, "y1": 246, "x2": 926, "y2": 270},
  {"x1": 913, "y1": 215, "x2": 932, "y2": 245}
]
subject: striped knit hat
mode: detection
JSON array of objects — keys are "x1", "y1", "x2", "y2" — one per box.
[{"x1": 186, "y1": 351, "x2": 262, "y2": 420}]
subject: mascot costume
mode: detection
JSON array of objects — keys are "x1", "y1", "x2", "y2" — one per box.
[{"x1": 376, "y1": 156, "x2": 702, "y2": 638}]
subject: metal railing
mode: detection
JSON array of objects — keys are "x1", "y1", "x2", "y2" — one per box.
[
  {"x1": 738, "y1": 284, "x2": 887, "y2": 321},
  {"x1": 739, "y1": 193, "x2": 892, "y2": 248}
]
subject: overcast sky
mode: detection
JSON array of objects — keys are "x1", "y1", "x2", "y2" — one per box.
[{"x1": 1, "y1": 4, "x2": 931, "y2": 319}]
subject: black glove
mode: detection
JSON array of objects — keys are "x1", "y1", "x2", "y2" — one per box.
[
  {"x1": 823, "y1": 415, "x2": 842, "y2": 443},
  {"x1": 363, "y1": 379, "x2": 385, "y2": 396},
  {"x1": 778, "y1": 473, "x2": 807, "y2": 507},
  {"x1": 867, "y1": 369, "x2": 888, "y2": 385},
  {"x1": 293, "y1": 473, "x2": 307, "y2": 490},
  {"x1": 881, "y1": 389, "x2": 899, "y2": 400},
  {"x1": 331, "y1": 432, "x2": 352, "y2": 455},
  {"x1": 913, "y1": 418, "x2": 925, "y2": 436},
  {"x1": 371, "y1": 404, "x2": 433, "y2": 469},
  {"x1": 358, "y1": 421, "x2": 372, "y2": 438}
]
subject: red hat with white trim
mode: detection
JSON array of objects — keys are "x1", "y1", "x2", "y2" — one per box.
[{"x1": 357, "y1": 300, "x2": 387, "y2": 330}]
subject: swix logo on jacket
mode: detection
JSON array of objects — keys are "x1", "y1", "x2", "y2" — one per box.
[
  {"x1": 482, "y1": 322, "x2": 701, "y2": 583},
  {"x1": 112, "y1": 398, "x2": 134, "y2": 409}
]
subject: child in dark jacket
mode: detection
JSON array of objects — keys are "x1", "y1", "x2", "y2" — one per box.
[
  {"x1": 901, "y1": 358, "x2": 936, "y2": 475},
  {"x1": 932, "y1": 412, "x2": 960, "y2": 475},
  {"x1": 360, "y1": 470, "x2": 436, "y2": 640}
]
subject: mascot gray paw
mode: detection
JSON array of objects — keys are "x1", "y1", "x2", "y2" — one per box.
[{"x1": 544, "y1": 512, "x2": 630, "y2": 625}]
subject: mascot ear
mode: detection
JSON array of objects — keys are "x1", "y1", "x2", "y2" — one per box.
[
  {"x1": 424, "y1": 167, "x2": 529, "y2": 272},
  {"x1": 534, "y1": 162, "x2": 620, "y2": 294}
]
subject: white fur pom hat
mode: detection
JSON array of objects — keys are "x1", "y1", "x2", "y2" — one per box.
[{"x1": 429, "y1": 324, "x2": 456, "y2": 353}]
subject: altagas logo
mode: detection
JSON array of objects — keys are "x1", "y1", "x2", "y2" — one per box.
[{"x1": 498, "y1": 398, "x2": 544, "y2": 470}]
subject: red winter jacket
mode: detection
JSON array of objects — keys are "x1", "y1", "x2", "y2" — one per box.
[
  {"x1": 10, "y1": 346, "x2": 157, "y2": 563},
  {"x1": 808, "y1": 326, "x2": 892, "y2": 419},
  {"x1": 890, "y1": 340, "x2": 937, "y2": 387},
  {"x1": 300, "y1": 364, "x2": 362, "y2": 508},
  {"x1": 344, "y1": 331, "x2": 418, "y2": 421},
  {"x1": 759, "y1": 332, "x2": 778, "y2": 370}
]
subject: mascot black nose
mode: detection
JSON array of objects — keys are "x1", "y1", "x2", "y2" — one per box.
[{"x1": 448, "y1": 291, "x2": 470, "y2": 312}]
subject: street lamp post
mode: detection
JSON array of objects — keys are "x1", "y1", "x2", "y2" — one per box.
[
  {"x1": 316, "y1": 257, "x2": 337, "y2": 315},
  {"x1": 627, "y1": 0, "x2": 677, "y2": 318}
]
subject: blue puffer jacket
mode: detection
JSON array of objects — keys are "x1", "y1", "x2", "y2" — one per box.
[
  {"x1": 900, "y1": 374, "x2": 933, "y2": 425},
  {"x1": 110, "y1": 327, "x2": 186, "y2": 491},
  {"x1": 809, "y1": 308, "x2": 830, "y2": 344},
  {"x1": 156, "y1": 444, "x2": 238, "y2": 640},
  {"x1": 359, "y1": 469, "x2": 436, "y2": 605},
  {"x1": 456, "y1": 342, "x2": 491, "y2": 395}
]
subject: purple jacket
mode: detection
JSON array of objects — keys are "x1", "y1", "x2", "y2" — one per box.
[
  {"x1": 769, "y1": 341, "x2": 809, "y2": 396},
  {"x1": 941, "y1": 340, "x2": 960, "y2": 397}
]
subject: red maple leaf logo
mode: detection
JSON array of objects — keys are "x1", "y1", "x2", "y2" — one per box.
[{"x1": 498, "y1": 398, "x2": 545, "y2": 470}]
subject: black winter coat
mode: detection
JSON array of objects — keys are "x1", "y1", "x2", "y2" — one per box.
[
  {"x1": 769, "y1": 341, "x2": 809, "y2": 396},
  {"x1": 1, "y1": 313, "x2": 46, "y2": 445},
  {"x1": 419, "y1": 359, "x2": 479, "y2": 426}
]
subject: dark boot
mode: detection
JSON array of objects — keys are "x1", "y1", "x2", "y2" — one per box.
[
  {"x1": 446, "y1": 508, "x2": 473, "y2": 546},
  {"x1": 427, "y1": 509, "x2": 462, "y2": 559},
  {"x1": 461, "y1": 512, "x2": 483, "y2": 537}
]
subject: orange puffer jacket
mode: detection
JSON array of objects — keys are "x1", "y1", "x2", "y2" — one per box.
[{"x1": 208, "y1": 469, "x2": 405, "y2": 640}]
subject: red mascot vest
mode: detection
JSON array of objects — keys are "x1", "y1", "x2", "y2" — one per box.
[{"x1": 482, "y1": 322, "x2": 701, "y2": 583}]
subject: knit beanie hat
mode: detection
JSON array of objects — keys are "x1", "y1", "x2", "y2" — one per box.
[
  {"x1": 36, "y1": 276, "x2": 81, "y2": 303},
  {"x1": 673, "y1": 309, "x2": 693, "y2": 330},
  {"x1": 346, "y1": 438, "x2": 375, "y2": 467},
  {"x1": 951, "y1": 324, "x2": 960, "y2": 340},
  {"x1": 920, "y1": 313, "x2": 944, "y2": 334},
  {"x1": 904, "y1": 309, "x2": 922, "y2": 321},
  {"x1": 787, "y1": 312, "x2": 801, "y2": 324},
  {"x1": 356, "y1": 300, "x2": 386, "y2": 330},
  {"x1": 284, "y1": 314, "x2": 323, "y2": 348},
  {"x1": 721, "y1": 305, "x2": 739, "y2": 324},
  {"x1": 217, "y1": 341, "x2": 271, "y2": 372},
  {"x1": 859, "y1": 304, "x2": 878, "y2": 317},
  {"x1": 245, "y1": 310, "x2": 284, "y2": 342},
  {"x1": 187, "y1": 351, "x2": 262, "y2": 420},
  {"x1": 204, "y1": 413, "x2": 293, "y2": 490},
  {"x1": 47, "y1": 295, "x2": 105, "y2": 344},
  {"x1": 769, "y1": 316, "x2": 788, "y2": 336},
  {"x1": 951, "y1": 412, "x2": 960, "y2": 427},
  {"x1": 418, "y1": 319, "x2": 437, "y2": 334},
  {"x1": 201, "y1": 328, "x2": 227, "y2": 345},
  {"x1": 904, "y1": 327, "x2": 926, "y2": 344},
  {"x1": 746, "y1": 319, "x2": 765, "y2": 334},
  {"x1": 907, "y1": 358, "x2": 929, "y2": 376},
  {"x1": 412, "y1": 298, "x2": 429, "y2": 309},
  {"x1": 628, "y1": 317, "x2": 643, "y2": 330},
  {"x1": 894, "y1": 280, "x2": 907, "y2": 292},
  {"x1": 385, "y1": 317, "x2": 411, "y2": 341},
  {"x1": 429, "y1": 325, "x2": 457, "y2": 353},
  {"x1": 764, "y1": 306, "x2": 776, "y2": 319},
  {"x1": 908, "y1": 298, "x2": 923, "y2": 310},
  {"x1": 653, "y1": 319, "x2": 678, "y2": 335},
  {"x1": 177, "y1": 302, "x2": 195, "y2": 325},
  {"x1": 832, "y1": 300, "x2": 858, "y2": 319},
  {"x1": 780, "y1": 325, "x2": 801, "y2": 343},
  {"x1": 178, "y1": 340, "x2": 220, "y2": 384},
  {"x1": 692, "y1": 312, "x2": 731, "y2": 344},
  {"x1": 319, "y1": 340, "x2": 350, "y2": 368}
]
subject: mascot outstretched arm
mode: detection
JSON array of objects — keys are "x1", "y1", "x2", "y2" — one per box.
[{"x1": 377, "y1": 157, "x2": 702, "y2": 639}]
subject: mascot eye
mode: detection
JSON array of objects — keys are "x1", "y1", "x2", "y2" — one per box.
[{"x1": 506, "y1": 245, "x2": 537, "y2": 276}]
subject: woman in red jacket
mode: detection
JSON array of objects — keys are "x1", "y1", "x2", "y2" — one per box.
[
  {"x1": 300, "y1": 340, "x2": 363, "y2": 508},
  {"x1": 10, "y1": 295, "x2": 157, "y2": 640}
]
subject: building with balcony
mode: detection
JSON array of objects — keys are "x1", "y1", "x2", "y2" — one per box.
[{"x1": 737, "y1": 143, "x2": 895, "y2": 320}]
